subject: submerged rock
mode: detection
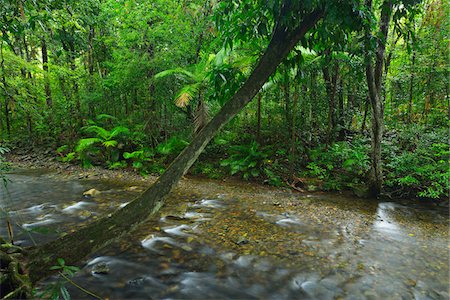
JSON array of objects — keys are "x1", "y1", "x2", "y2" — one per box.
[
  {"x1": 91, "y1": 262, "x2": 110, "y2": 275},
  {"x1": 83, "y1": 188, "x2": 101, "y2": 197}
]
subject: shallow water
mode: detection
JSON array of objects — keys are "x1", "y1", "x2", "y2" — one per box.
[{"x1": 1, "y1": 169, "x2": 448, "y2": 299}]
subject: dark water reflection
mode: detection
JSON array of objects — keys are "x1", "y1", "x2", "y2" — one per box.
[{"x1": 1, "y1": 169, "x2": 448, "y2": 299}]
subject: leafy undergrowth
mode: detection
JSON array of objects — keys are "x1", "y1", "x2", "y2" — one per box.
[{"x1": 33, "y1": 115, "x2": 448, "y2": 201}]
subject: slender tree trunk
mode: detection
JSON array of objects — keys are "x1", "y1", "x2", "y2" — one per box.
[
  {"x1": 290, "y1": 82, "x2": 299, "y2": 178},
  {"x1": 256, "y1": 93, "x2": 262, "y2": 143},
  {"x1": 347, "y1": 82, "x2": 355, "y2": 129},
  {"x1": 26, "y1": 9, "x2": 324, "y2": 283},
  {"x1": 364, "y1": 0, "x2": 393, "y2": 197},
  {"x1": 308, "y1": 71, "x2": 317, "y2": 144},
  {"x1": 408, "y1": 49, "x2": 416, "y2": 123},
  {"x1": 338, "y1": 79, "x2": 345, "y2": 140},
  {"x1": 322, "y1": 63, "x2": 339, "y2": 145},
  {"x1": 0, "y1": 42, "x2": 11, "y2": 137},
  {"x1": 41, "y1": 39, "x2": 52, "y2": 107},
  {"x1": 284, "y1": 68, "x2": 291, "y2": 130}
]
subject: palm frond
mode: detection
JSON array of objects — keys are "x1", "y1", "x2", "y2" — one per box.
[
  {"x1": 176, "y1": 92, "x2": 193, "y2": 108},
  {"x1": 154, "y1": 68, "x2": 196, "y2": 81},
  {"x1": 194, "y1": 100, "x2": 209, "y2": 133},
  {"x1": 175, "y1": 83, "x2": 201, "y2": 107}
]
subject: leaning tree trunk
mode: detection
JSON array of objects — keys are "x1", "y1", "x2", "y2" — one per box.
[
  {"x1": 26, "y1": 9, "x2": 324, "y2": 283},
  {"x1": 364, "y1": 0, "x2": 393, "y2": 197}
]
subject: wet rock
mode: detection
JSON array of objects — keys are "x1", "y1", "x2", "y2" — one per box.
[
  {"x1": 91, "y1": 262, "x2": 110, "y2": 275},
  {"x1": 301, "y1": 281, "x2": 334, "y2": 299},
  {"x1": 234, "y1": 236, "x2": 249, "y2": 245},
  {"x1": 126, "y1": 186, "x2": 141, "y2": 191},
  {"x1": 83, "y1": 188, "x2": 101, "y2": 197},
  {"x1": 164, "y1": 215, "x2": 188, "y2": 221}
]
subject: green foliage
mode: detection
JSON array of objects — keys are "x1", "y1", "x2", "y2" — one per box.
[
  {"x1": 73, "y1": 118, "x2": 132, "y2": 168},
  {"x1": 306, "y1": 138, "x2": 371, "y2": 190},
  {"x1": 123, "y1": 148, "x2": 155, "y2": 174},
  {"x1": 221, "y1": 141, "x2": 269, "y2": 180},
  {"x1": 156, "y1": 136, "x2": 189, "y2": 156},
  {"x1": 36, "y1": 258, "x2": 80, "y2": 300},
  {"x1": 192, "y1": 161, "x2": 225, "y2": 179},
  {"x1": 384, "y1": 126, "x2": 449, "y2": 199},
  {"x1": 0, "y1": 146, "x2": 10, "y2": 185}
]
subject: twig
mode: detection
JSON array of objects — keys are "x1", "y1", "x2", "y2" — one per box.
[{"x1": 59, "y1": 272, "x2": 103, "y2": 300}]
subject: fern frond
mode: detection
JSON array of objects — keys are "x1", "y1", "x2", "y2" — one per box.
[
  {"x1": 108, "y1": 126, "x2": 130, "y2": 139},
  {"x1": 103, "y1": 140, "x2": 118, "y2": 148},
  {"x1": 84, "y1": 125, "x2": 110, "y2": 140},
  {"x1": 96, "y1": 114, "x2": 117, "y2": 121},
  {"x1": 75, "y1": 138, "x2": 101, "y2": 153}
]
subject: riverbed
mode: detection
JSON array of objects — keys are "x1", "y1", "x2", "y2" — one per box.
[{"x1": 1, "y1": 168, "x2": 448, "y2": 299}]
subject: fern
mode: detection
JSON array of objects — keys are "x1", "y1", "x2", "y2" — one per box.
[
  {"x1": 103, "y1": 140, "x2": 118, "y2": 148},
  {"x1": 84, "y1": 126, "x2": 110, "y2": 140},
  {"x1": 75, "y1": 138, "x2": 101, "y2": 153},
  {"x1": 96, "y1": 114, "x2": 117, "y2": 122},
  {"x1": 108, "y1": 126, "x2": 130, "y2": 139}
]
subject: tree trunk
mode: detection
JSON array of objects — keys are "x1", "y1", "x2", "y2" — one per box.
[
  {"x1": 256, "y1": 93, "x2": 262, "y2": 143},
  {"x1": 322, "y1": 62, "x2": 339, "y2": 145},
  {"x1": 284, "y1": 68, "x2": 291, "y2": 130},
  {"x1": 290, "y1": 82, "x2": 299, "y2": 178},
  {"x1": 0, "y1": 42, "x2": 11, "y2": 137},
  {"x1": 26, "y1": 9, "x2": 324, "y2": 283},
  {"x1": 364, "y1": 0, "x2": 393, "y2": 197},
  {"x1": 41, "y1": 39, "x2": 52, "y2": 107},
  {"x1": 408, "y1": 49, "x2": 416, "y2": 123}
]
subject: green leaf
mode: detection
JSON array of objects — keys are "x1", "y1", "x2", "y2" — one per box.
[
  {"x1": 60, "y1": 286, "x2": 71, "y2": 300},
  {"x1": 103, "y1": 140, "x2": 118, "y2": 148},
  {"x1": 57, "y1": 258, "x2": 65, "y2": 266},
  {"x1": 75, "y1": 138, "x2": 101, "y2": 153}
]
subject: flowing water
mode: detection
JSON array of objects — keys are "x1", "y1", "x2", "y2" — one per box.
[{"x1": 1, "y1": 169, "x2": 448, "y2": 299}]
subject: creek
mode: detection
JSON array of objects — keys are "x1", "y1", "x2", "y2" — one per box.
[{"x1": 1, "y1": 169, "x2": 448, "y2": 299}]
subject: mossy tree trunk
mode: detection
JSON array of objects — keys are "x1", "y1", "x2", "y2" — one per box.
[{"x1": 26, "y1": 9, "x2": 324, "y2": 283}]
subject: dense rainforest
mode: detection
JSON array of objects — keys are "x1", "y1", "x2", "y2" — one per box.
[
  {"x1": 0, "y1": 0, "x2": 449, "y2": 298},
  {"x1": 0, "y1": 0, "x2": 448, "y2": 199}
]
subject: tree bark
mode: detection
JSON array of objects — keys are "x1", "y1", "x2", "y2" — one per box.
[
  {"x1": 41, "y1": 39, "x2": 52, "y2": 107},
  {"x1": 26, "y1": 8, "x2": 324, "y2": 283},
  {"x1": 322, "y1": 62, "x2": 339, "y2": 145},
  {"x1": 0, "y1": 42, "x2": 11, "y2": 137},
  {"x1": 364, "y1": 0, "x2": 393, "y2": 197},
  {"x1": 408, "y1": 49, "x2": 416, "y2": 123},
  {"x1": 290, "y1": 82, "x2": 299, "y2": 178},
  {"x1": 256, "y1": 93, "x2": 262, "y2": 143}
]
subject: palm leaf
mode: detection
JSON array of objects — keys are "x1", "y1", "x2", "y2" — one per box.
[
  {"x1": 194, "y1": 100, "x2": 209, "y2": 133},
  {"x1": 154, "y1": 68, "x2": 197, "y2": 81},
  {"x1": 175, "y1": 83, "x2": 201, "y2": 107}
]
